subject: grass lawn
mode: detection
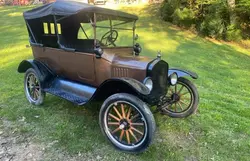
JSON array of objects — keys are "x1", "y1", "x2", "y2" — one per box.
[{"x1": 0, "y1": 4, "x2": 250, "y2": 161}]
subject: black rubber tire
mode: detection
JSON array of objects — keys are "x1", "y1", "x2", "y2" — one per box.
[
  {"x1": 162, "y1": 77, "x2": 199, "y2": 118},
  {"x1": 99, "y1": 93, "x2": 156, "y2": 153},
  {"x1": 24, "y1": 68, "x2": 45, "y2": 106}
]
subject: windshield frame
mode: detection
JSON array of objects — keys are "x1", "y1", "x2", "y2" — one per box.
[
  {"x1": 91, "y1": 13, "x2": 137, "y2": 48},
  {"x1": 52, "y1": 12, "x2": 137, "y2": 50}
]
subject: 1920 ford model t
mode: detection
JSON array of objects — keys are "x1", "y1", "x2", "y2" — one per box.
[{"x1": 18, "y1": 1, "x2": 199, "y2": 153}]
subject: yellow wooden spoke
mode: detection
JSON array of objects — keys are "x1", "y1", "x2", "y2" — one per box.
[
  {"x1": 131, "y1": 123, "x2": 144, "y2": 126},
  {"x1": 180, "y1": 100, "x2": 189, "y2": 106},
  {"x1": 178, "y1": 85, "x2": 184, "y2": 94},
  {"x1": 108, "y1": 122, "x2": 120, "y2": 125},
  {"x1": 180, "y1": 91, "x2": 189, "y2": 96},
  {"x1": 131, "y1": 127, "x2": 143, "y2": 135},
  {"x1": 129, "y1": 129, "x2": 138, "y2": 142},
  {"x1": 125, "y1": 131, "x2": 130, "y2": 144},
  {"x1": 119, "y1": 130, "x2": 124, "y2": 141},
  {"x1": 113, "y1": 106, "x2": 122, "y2": 119},
  {"x1": 112, "y1": 127, "x2": 120, "y2": 134},
  {"x1": 126, "y1": 107, "x2": 131, "y2": 119},
  {"x1": 109, "y1": 113, "x2": 120, "y2": 121},
  {"x1": 177, "y1": 102, "x2": 183, "y2": 110},
  {"x1": 121, "y1": 104, "x2": 126, "y2": 118}
]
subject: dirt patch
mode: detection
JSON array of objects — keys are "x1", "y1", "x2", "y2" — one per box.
[
  {"x1": 0, "y1": 137, "x2": 44, "y2": 161},
  {"x1": 0, "y1": 120, "x2": 44, "y2": 161},
  {"x1": 0, "y1": 119, "x2": 125, "y2": 161}
]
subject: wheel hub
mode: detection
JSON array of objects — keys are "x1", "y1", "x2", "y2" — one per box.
[
  {"x1": 171, "y1": 93, "x2": 180, "y2": 102},
  {"x1": 119, "y1": 119, "x2": 130, "y2": 130},
  {"x1": 31, "y1": 84, "x2": 35, "y2": 89}
]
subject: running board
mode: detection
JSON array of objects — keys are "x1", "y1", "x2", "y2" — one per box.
[{"x1": 44, "y1": 78, "x2": 96, "y2": 105}]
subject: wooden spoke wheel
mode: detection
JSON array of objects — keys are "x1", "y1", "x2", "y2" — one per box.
[
  {"x1": 107, "y1": 102, "x2": 146, "y2": 146},
  {"x1": 24, "y1": 68, "x2": 45, "y2": 105},
  {"x1": 160, "y1": 77, "x2": 199, "y2": 118},
  {"x1": 99, "y1": 93, "x2": 155, "y2": 153}
]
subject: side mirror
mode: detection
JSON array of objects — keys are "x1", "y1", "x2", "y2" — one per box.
[{"x1": 134, "y1": 34, "x2": 139, "y2": 41}]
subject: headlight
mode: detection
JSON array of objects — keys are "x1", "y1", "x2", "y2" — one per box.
[
  {"x1": 143, "y1": 77, "x2": 153, "y2": 91},
  {"x1": 169, "y1": 72, "x2": 178, "y2": 85}
]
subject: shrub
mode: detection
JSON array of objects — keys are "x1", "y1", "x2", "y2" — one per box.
[
  {"x1": 161, "y1": 2, "x2": 175, "y2": 21},
  {"x1": 226, "y1": 24, "x2": 242, "y2": 41},
  {"x1": 160, "y1": 0, "x2": 249, "y2": 41},
  {"x1": 236, "y1": 0, "x2": 250, "y2": 39},
  {"x1": 172, "y1": 8, "x2": 195, "y2": 28},
  {"x1": 200, "y1": 15, "x2": 226, "y2": 39},
  {"x1": 198, "y1": 2, "x2": 230, "y2": 39},
  {"x1": 160, "y1": 0, "x2": 181, "y2": 22}
]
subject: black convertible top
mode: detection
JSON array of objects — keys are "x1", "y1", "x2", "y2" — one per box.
[{"x1": 23, "y1": 0, "x2": 138, "y2": 20}]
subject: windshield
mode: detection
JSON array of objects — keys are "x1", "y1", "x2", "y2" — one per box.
[{"x1": 78, "y1": 15, "x2": 135, "y2": 48}]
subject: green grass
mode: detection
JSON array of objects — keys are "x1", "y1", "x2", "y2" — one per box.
[{"x1": 0, "y1": 4, "x2": 250, "y2": 161}]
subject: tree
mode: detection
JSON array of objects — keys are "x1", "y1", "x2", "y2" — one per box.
[{"x1": 227, "y1": 0, "x2": 236, "y2": 24}]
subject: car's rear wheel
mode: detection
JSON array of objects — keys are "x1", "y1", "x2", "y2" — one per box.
[
  {"x1": 99, "y1": 93, "x2": 155, "y2": 153},
  {"x1": 160, "y1": 77, "x2": 199, "y2": 118},
  {"x1": 24, "y1": 68, "x2": 45, "y2": 105}
]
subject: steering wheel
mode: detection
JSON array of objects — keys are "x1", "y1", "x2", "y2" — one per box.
[{"x1": 100, "y1": 30, "x2": 118, "y2": 47}]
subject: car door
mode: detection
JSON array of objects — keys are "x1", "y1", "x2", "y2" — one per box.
[
  {"x1": 57, "y1": 49, "x2": 95, "y2": 84},
  {"x1": 73, "y1": 52, "x2": 96, "y2": 84},
  {"x1": 57, "y1": 49, "x2": 77, "y2": 79}
]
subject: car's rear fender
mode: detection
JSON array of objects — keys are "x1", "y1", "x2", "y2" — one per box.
[
  {"x1": 168, "y1": 68, "x2": 198, "y2": 79},
  {"x1": 17, "y1": 59, "x2": 55, "y2": 88},
  {"x1": 92, "y1": 77, "x2": 151, "y2": 104}
]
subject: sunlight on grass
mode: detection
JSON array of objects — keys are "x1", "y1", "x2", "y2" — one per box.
[
  {"x1": 139, "y1": 30, "x2": 179, "y2": 54},
  {"x1": 0, "y1": 4, "x2": 249, "y2": 161},
  {"x1": 0, "y1": 8, "x2": 12, "y2": 13},
  {"x1": 206, "y1": 38, "x2": 250, "y2": 56},
  {"x1": 0, "y1": 43, "x2": 31, "y2": 68},
  {"x1": 7, "y1": 12, "x2": 23, "y2": 17}
]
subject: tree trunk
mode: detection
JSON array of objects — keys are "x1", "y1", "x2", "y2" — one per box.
[
  {"x1": 227, "y1": 0, "x2": 236, "y2": 25},
  {"x1": 227, "y1": 0, "x2": 235, "y2": 8}
]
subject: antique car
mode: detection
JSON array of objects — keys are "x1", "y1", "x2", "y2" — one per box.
[{"x1": 18, "y1": 1, "x2": 199, "y2": 153}]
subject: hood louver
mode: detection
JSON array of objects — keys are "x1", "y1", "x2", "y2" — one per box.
[{"x1": 112, "y1": 67, "x2": 129, "y2": 77}]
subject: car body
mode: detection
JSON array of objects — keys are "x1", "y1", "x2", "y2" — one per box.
[{"x1": 18, "y1": 1, "x2": 199, "y2": 153}]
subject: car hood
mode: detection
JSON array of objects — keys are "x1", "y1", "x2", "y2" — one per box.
[{"x1": 102, "y1": 48, "x2": 154, "y2": 70}]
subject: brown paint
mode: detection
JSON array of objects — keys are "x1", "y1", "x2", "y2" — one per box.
[{"x1": 32, "y1": 46, "x2": 153, "y2": 87}]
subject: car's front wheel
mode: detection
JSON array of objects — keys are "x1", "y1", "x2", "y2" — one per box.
[
  {"x1": 24, "y1": 68, "x2": 45, "y2": 105},
  {"x1": 99, "y1": 93, "x2": 155, "y2": 153},
  {"x1": 160, "y1": 77, "x2": 199, "y2": 118}
]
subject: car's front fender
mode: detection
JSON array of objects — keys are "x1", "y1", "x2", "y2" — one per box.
[
  {"x1": 92, "y1": 77, "x2": 151, "y2": 103},
  {"x1": 168, "y1": 68, "x2": 198, "y2": 79}
]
